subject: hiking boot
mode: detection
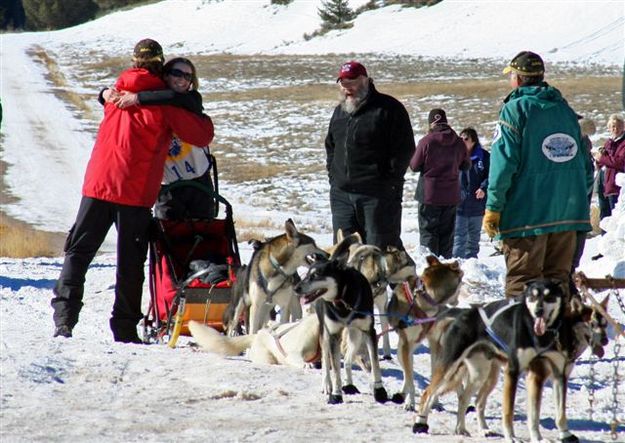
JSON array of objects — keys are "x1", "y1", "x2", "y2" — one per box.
[
  {"x1": 114, "y1": 333, "x2": 144, "y2": 344},
  {"x1": 53, "y1": 325, "x2": 73, "y2": 338}
]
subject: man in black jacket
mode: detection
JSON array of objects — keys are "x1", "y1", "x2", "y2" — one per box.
[{"x1": 325, "y1": 61, "x2": 416, "y2": 249}]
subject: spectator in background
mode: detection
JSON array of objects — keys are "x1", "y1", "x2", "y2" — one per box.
[
  {"x1": 483, "y1": 51, "x2": 593, "y2": 299},
  {"x1": 325, "y1": 61, "x2": 415, "y2": 249},
  {"x1": 51, "y1": 39, "x2": 214, "y2": 343},
  {"x1": 410, "y1": 108, "x2": 470, "y2": 258},
  {"x1": 594, "y1": 114, "x2": 625, "y2": 218},
  {"x1": 452, "y1": 127, "x2": 490, "y2": 259}
]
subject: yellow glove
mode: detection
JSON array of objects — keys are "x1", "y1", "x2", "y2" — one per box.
[{"x1": 482, "y1": 210, "x2": 501, "y2": 239}]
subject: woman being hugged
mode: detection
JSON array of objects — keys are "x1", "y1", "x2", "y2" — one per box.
[
  {"x1": 452, "y1": 127, "x2": 490, "y2": 258},
  {"x1": 106, "y1": 57, "x2": 215, "y2": 220}
]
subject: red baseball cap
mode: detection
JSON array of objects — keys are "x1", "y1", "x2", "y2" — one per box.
[{"x1": 337, "y1": 61, "x2": 368, "y2": 82}]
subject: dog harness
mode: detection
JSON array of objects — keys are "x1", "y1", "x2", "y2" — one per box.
[{"x1": 478, "y1": 302, "x2": 519, "y2": 354}]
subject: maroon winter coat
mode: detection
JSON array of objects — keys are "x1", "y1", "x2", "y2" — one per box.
[
  {"x1": 410, "y1": 126, "x2": 471, "y2": 205},
  {"x1": 82, "y1": 68, "x2": 214, "y2": 207},
  {"x1": 597, "y1": 134, "x2": 625, "y2": 196}
]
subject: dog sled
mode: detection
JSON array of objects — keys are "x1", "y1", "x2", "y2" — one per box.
[{"x1": 142, "y1": 157, "x2": 241, "y2": 346}]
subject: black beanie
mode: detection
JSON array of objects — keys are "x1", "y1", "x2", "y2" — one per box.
[{"x1": 428, "y1": 108, "x2": 447, "y2": 126}]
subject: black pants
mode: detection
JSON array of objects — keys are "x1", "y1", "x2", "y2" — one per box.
[
  {"x1": 330, "y1": 186, "x2": 404, "y2": 249},
  {"x1": 51, "y1": 197, "x2": 152, "y2": 337},
  {"x1": 418, "y1": 203, "x2": 456, "y2": 259}
]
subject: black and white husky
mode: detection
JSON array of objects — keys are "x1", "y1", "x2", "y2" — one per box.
[
  {"x1": 414, "y1": 279, "x2": 609, "y2": 442},
  {"x1": 294, "y1": 241, "x2": 388, "y2": 405}
]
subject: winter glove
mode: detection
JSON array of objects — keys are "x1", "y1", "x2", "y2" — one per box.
[{"x1": 482, "y1": 210, "x2": 501, "y2": 239}]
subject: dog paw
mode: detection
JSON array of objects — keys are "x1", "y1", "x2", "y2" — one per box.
[
  {"x1": 412, "y1": 423, "x2": 429, "y2": 434},
  {"x1": 373, "y1": 387, "x2": 388, "y2": 403},
  {"x1": 465, "y1": 404, "x2": 476, "y2": 414},
  {"x1": 342, "y1": 384, "x2": 360, "y2": 395},
  {"x1": 432, "y1": 399, "x2": 444, "y2": 411},
  {"x1": 560, "y1": 435, "x2": 579, "y2": 443},
  {"x1": 390, "y1": 393, "x2": 404, "y2": 404},
  {"x1": 454, "y1": 428, "x2": 471, "y2": 437},
  {"x1": 480, "y1": 430, "x2": 502, "y2": 438},
  {"x1": 381, "y1": 354, "x2": 392, "y2": 361},
  {"x1": 328, "y1": 394, "x2": 343, "y2": 404}
]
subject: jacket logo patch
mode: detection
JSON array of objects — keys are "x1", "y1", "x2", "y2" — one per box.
[
  {"x1": 492, "y1": 124, "x2": 502, "y2": 144},
  {"x1": 542, "y1": 133, "x2": 577, "y2": 163}
]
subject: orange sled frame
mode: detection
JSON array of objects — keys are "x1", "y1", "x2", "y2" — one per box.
[{"x1": 142, "y1": 180, "x2": 241, "y2": 346}]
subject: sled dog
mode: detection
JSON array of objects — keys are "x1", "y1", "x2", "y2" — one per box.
[
  {"x1": 336, "y1": 230, "x2": 417, "y2": 359},
  {"x1": 294, "y1": 240, "x2": 388, "y2": 405},
  {"x1": 386, "y1": 255, "x2": 463, "y2": 411},
  {"x1": 414, "y1": 279, "x2": 609, "y2": 442},
  {"x1": 224, "y1": 219, "x2": 327, "y2": 336}
]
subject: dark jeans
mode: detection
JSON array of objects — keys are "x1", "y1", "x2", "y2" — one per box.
[
  {"x1": 330, "y1": 186, "x2": 404, "y2": 249},
  {"x1": 418, "y1": 203, "x2": 456, "y2": 259},
  {"x1": 52, "y1": 197, "x2": 152, "y2": 337},
  {"x1": 452, "y1": 214, "x2": 483, "y2": 258}
]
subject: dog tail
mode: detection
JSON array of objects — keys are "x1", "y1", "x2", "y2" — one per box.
[{"x1": 189, "y1": 320, "x2": 254, "y2": 356}]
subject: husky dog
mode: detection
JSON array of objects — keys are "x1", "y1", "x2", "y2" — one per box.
[
  {"x1": 224, "y1": 219, "x2": 327, "y2": 336},
  {"x1": 190, "y1": 303, "x2": 373, "y2": 370},
  {"x1": 414, "y1": 279, "x2": 609, "y2": 442},
  {"x1": 189, "y1": 312, "x2": 321, "y2": 368},
  {"x1": 294, "y1": 241, "x2": 388, "y2": 405},
  {"x1": 386, "y1": 255, "x2": 464, "y2": 411},
  {"x1": 336, "y1": 230, "x2": 417, "y2": 359}
]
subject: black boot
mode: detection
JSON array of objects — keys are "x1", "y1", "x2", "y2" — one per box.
[{"x1": 110, "y1": 318, "x2": 143, "y2": 344}]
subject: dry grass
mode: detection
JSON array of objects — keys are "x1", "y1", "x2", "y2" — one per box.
[
  {"x1": 0, "y1": 222, "x2": 62, "y2": 258},
  {"x1": 233, "y1": 217, "x2": 283, "y2": 243}
]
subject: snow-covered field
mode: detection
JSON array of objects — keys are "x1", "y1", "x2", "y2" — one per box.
[{"x1": 1, "y1": 1, "x2": 625, "y2": 441}]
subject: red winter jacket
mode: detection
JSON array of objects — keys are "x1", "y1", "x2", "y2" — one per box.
[
  {"x1": 597, "y1": 134, "x2": 625, "y2": 196},
  {"x1": 410, "y1": 125, "x2": 471, "y2": 205},
  {"x1": 82, "y1": 68, "x2": 214, "y2": 207}
]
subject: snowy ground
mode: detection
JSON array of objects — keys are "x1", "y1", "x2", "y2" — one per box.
[{"x1": 1, "y1": 1, "x2": 625, "y2": 442}]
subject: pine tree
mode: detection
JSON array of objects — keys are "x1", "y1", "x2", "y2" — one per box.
[{"x1": 318, "y1": 0, "x2": 355, "y2": 31}]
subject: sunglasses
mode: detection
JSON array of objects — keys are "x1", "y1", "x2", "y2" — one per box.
[{"x1": 167, "y1": 68, "x2": 193, "y2": 82}]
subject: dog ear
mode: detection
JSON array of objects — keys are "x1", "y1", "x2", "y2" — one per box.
[
  {"x1": 329, "y1": 237, "x2": 352, "y2": 265},
  {"x1": 285, "y1": 218, "x2": 298, "y2": 240},
  {"x1": 600, "y1": 294, "x2": 610, "y2": 310},
  {"x1": 426, "y1": 255, "x2": 440, "y2": 266}
]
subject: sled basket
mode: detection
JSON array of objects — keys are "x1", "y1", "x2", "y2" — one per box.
[{"x1": 143, "y1": 178, "x2": 241, "y2": 343}]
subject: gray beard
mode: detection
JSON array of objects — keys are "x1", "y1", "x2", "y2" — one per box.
[{"x1": 339, "y1": 83, "x2": 369, "y2": 114}]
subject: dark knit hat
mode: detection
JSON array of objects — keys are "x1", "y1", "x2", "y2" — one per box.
[
  {"x1": 133, "y1": 38, "x2": 164, "y2": 63},
  {"x1": 337, "y1": 61, "x2": 368, "y2": 82},
  {"x1": 428, "y1": 108, "x2": 447, "y2": 126},
  {"x1": 503, "y1": 51, "x2": 544, "y2": 76}
]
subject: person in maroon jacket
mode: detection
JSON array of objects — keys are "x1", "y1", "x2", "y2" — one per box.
[
  {"x1": 594, "y1": 113, "x2": 625, "y2": 217},
  {"x1": 51, "y1": 39, "x2": 214, "y2": 343},
  {"x1": 410, "y1": 108, "x2": 471, "y2": 258}
]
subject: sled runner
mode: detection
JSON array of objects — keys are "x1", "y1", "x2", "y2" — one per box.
[{"x1": 143, "y1": 158, "x2": 241, "y2": 345}]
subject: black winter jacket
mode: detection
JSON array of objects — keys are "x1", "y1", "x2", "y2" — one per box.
[{"x1": 324, "y1": 82, "x2": 416, "y2": 196}]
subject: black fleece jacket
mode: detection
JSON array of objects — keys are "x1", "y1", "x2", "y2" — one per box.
[{"x1": 324, "y1": 82, "x2": 415, "y2": 196}]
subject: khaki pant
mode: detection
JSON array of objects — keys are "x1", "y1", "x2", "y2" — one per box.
[{"x1": 502, "y1": 231, "x2": 576, "y2": 298}]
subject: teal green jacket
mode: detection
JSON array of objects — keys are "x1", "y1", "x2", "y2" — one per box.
[{"x1": 486, "y1": 83, "x2": 593, "y2": 239}]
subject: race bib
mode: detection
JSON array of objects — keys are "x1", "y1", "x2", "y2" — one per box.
[{"x1": 541, "y1": 133, "x2": 578, "y2": 163}]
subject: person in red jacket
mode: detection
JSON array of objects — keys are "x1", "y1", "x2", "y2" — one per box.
[
  {"x1": 594, "y1": 113, "x2": 625, "y2": 217},
  {"x1": 51, "y1": 39, "x2": 214, "y2": 343}
]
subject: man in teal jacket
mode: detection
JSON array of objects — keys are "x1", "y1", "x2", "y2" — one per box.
[{"x1": 483, "y1": 51, "x2": 593, "y2": 298}]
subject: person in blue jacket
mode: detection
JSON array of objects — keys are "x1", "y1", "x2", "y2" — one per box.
[{"x1": 452, "y1": 127, "x2": 489, "y2": 258}]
